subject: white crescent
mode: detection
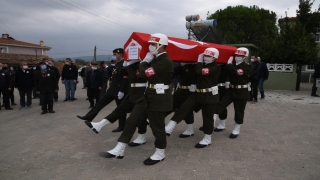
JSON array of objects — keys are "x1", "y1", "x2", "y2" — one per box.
[{"x1": 168, "y1": 40, "x2": 197, "y2": 49}]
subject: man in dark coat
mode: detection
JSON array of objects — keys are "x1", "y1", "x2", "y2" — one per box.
[
  {"x1": 249, "y1": 55, "x2": 261, "y2": 103},
  {"x1": 98, "y1": 61, "x2": 109, "y2": 97},
  {"x1": 47, "y1": 60, "x2": 60, "y2": 102},
  {"x1": 34, "y1": 62, "x2": 58, "y2": 114},
  {"x1": 85, "y1": 61, "x2": 103, "y2": 108},
  {"x1": 0, "y1": 63, "x2": 13, "y2": 110},
  {"x1": 61, "y1": 58, "x2": 78, "y2": 101},
  {"x1": 258, "y1": 57, "x2": 269, "y2": 99},
  {"x1": 15, "y1": 62, "x2": 34, "y2": 109},
  {"x1": 311, "y1": 60, "x2": 320, "y2": 97}
]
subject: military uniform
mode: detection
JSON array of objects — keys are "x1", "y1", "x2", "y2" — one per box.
[
  {"x1": 79, "y1": 59, "x2": 129, "y2": 125},
  {"x1": 216, "y1": 64, "x2": 230, "y2": 120},
  {"x1": 117, "y1": 53, "x2": 174, "y2": 149},
  {"x1": 170, "y1": 62, "x2": 221, "y2": 135},
  {"x1": 101, "y1": 61, "x2": 148, "y2": 135},
  {"x1": 215, "y1": 62, "x2": 250, "y2": 125}
]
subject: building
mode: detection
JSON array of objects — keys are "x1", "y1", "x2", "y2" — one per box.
[{"x1": 0, "y1": 33, "x2": 52, "y2": 68}]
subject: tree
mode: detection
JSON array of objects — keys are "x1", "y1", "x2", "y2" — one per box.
[{"x1": 207, "y1": 5, "x2": 278, "y2": 62}]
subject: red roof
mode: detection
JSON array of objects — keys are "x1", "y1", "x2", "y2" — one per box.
[{"x1": 0, "y1": 38, "x2": 51, "y2": 49}]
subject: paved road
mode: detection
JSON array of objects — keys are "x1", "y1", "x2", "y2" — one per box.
[{"x1": 0, "y1": 82, "x2": 320, "y2": 180}]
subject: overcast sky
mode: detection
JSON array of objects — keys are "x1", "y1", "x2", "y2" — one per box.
[{"x1": 0, "y1": 0, "x2": 319, "y2": 58}]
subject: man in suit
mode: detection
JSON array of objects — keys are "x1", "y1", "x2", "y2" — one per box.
[
  {"x1": 85, "y1": 61, "x2": 103, "y2": 108},
  {"x1": 0, "y1": 63, "x2": 13, "y2": 110},
  {"x1": 34, "y1": 62, "x2": 58, "y2": 114},
  {"x1": 15, "y1": 61, "x2": 34, "y2": 109},
  {"x1": 77, "y1": 48, "x2": 129, "y2": 132}
]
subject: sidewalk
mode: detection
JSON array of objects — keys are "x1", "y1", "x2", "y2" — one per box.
[{"x1": 0, "y1": 83, "x2": 319, "y2": 180}]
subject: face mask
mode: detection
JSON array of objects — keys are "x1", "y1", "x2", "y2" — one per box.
[
  {"x1": 92, "y1": 67, "x2": 97, "y2": 70},
  {"x1": 235, "y1": 57, "x2": 243, "y2": 64},
  {"x1": 149, "y1": 44, "x2": 162, "y2": 55},
  {"x1": 250, "y1": 59, "x2": 254, "y2": 62},
  {"x1": 23, "y1": 66, "x2": 28, "y2": 69},
  {"x1": 41, "y1": 65, "x2": 47, "y2": 70},
  {"x1": 45, "y1": 62, "x2": 48, "y2": 65},
  {"x1": 65, "y1": 62, "x2": 69, "y2": 65},
  {"x1": 111, "y1": 64, "x2": 115, "y2": 66},
  {"x1": 111, "y1": 56, "x2": 116, "y2": 60},
  {"x1": 203, "y1": 57, "x2": 214, "y2": 64}
]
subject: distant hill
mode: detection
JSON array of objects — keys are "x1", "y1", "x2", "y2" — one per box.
[{"x1": 53, "y1": 55, "x2": 113, "y2": 62}]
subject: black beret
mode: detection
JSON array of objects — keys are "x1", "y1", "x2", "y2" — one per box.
[{"x1": 113, "y1": 48, "x2": 124, "y2": 54}]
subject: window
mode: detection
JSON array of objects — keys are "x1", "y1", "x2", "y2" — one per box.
[
  {"x1": 306, "y1": 64, "x2": 315, "y2": 71},
  {"x1": 0, "y1": 46, "x2": 8, "y2": 53},
  {"x1": 316, "y1": 33, "x2": 320, "y2": 42}
]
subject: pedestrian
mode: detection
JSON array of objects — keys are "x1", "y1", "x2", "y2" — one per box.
[
  {"x1": 84, "y1": 58, "x2": 148, "y2": 147},
  {"x1": 15, "y1": 62, "x2": 34, "y2": 109},
  {"x1": 98, "y1": 61, "x2": 109, "y2": 97},
  {"x1": 214, "y1": 47, "x2": 251, "y2": 139},
  {"x1": 311, "y1": 60, "x2": 320, "y2": 97},
  {"x1": 34, "y1": 62, "x2": 58, "y2": 114},
  {"x1": 85, "y1": 61, "x2": 103, "y2": 108},
  {"x1": 107, "y1": 59, "x2": 116, "y2": 87},
  {"x1": 249, "y1": 55, "x2": 261, "y2": 103},
  {"x1": 47, "y1": 60, "x2": 60, "y2": 102},
  {"x1": 104, "y1": 33, "x2": 174, "y2": 165},
  {"x1": 0, "y1": 63, "x2": 13, "y2": 110},
  {"x1": 77, "y1": 48, "x2": 129, "y2": 133},
  {"x1": 257, "y1": 57, "x2": 269, "y2": 99},
  {"x1": 2, "y1": 64, "x2": 16, "y2": 106},
  {"x1": 61, "y1": 58, "x2": 78, "y2": 101},
  {"x1": 165, "y1": 48, "x2": 221, "y2": 149}
]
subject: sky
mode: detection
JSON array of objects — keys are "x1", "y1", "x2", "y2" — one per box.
[{"x1": 0, "y1": 0, "x2": 319, "y2": 58}]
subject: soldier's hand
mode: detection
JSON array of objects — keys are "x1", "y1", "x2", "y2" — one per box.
[
  {"x1": 98, "y1": 87, "x2": 102, "y2": 90},
  {"x1": 117, "y1": 91, "x2": 124, "y2": 99},
  {"x1": 123, "y1": 61, "x2": 128, "y2": 67},
  {"x1": 142, "y1": 52, "x2": 154, "y2": 63},
  {"x1": 197, "y1": 54, "x2": 204, "y2": 63},
  {"x1": 227, "y1": 56, "x2": 234, "y2": 64}
]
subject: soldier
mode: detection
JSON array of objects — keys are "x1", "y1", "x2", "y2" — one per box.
[
  {"x1": 165, "y1": 48, "x2": 221, "y2": 148},
  {"x1": 77, "y1": 48, "x2": 129, "y2": 133},
  {"x1": 166, "y1": 62, "x2": 197, "y2": 138},
  {"x1": 214, "y1": 47, "x2": 251, "y2": 139},
  {"x1": 101, "y1": 33, "x2": 173, "y2": 165},
  {"x1": 84, "y1": 58, "x2": 148, "y2": 146}
]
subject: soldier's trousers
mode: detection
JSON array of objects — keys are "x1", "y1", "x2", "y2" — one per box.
[
  {"x1": 84, "y1": 92, "x2": 126, "y2": 128},
  {"x1": 171, "y1": 94, "x2": 217, "y2": 135},
  {"x1": 106, "y1": 98, "x2": 147, "y2": 134},
  {"x1": 215, "y1": 92, "x2": 247, "y2": 124},
  {"x1": 166, "y1": 95, "x2": 194, "y2": 124},
  {"x1": 118, "y1": 99, "x2": 167, "y2": 149}
]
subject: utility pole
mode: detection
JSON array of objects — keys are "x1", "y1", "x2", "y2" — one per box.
[{"x1": 94, "y1": 45, "x2": 96, "y2": 61}]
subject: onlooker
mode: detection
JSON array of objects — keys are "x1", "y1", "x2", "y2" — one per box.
[
  {"x1": 106, "y1": 59, "x2": 116, "y2": 86},
  {"x1": 34, "y1": 62, "x2": 58, "y2": 114},
  {"x1": 98, "y1": 61, "x2": 109, "y2": 97},
  {"x1": 311, "y1": 60, "x2": 320, "y2": 97},
  {"x1": 249, "y1": 55, "x2": 261, "y2": 103},
  {"x1": 258, "y1": 57, "x2": 269, "y2": 99},
  {"x1": 3, "y1": 64, "x2": 16, "y2": 106},
  {"x1": 15, "y1": 62, "x2": 34, "y2": 109},
  {"x1": 80, "y1": 64, "x2": 87, "y2": 89},
  {"x1": 47, "y1": 60, "x2": 60, "y2": 102},
  {"x1": 61, "y1": 58, "x2": 78, "y2": 101},
  {"x1": 0, "y1": 63, "x2": 13, "y2": 110},
  {"x1": 86, "y1": 61, "x2": 103, "y2": 108}
]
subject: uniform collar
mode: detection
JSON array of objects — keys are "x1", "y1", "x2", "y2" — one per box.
[{"x1": 156, "y1": 52, "x2": 166, "y2": 58}]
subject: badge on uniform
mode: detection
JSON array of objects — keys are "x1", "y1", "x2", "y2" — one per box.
[
  {"x1": 189, "y1": 84, "x2": 196, "y2": 92},
  {"x1": 211, "y1": 86, "x2": 218, "y2": 95},
  {"x1": 237, "y1": 69, "x2": 244, "y2": 76},
  {"x1": 47, "y1": 74, "x2": 50, "y2": 76},
  {"x1": 202, "y1": 68, "x2": 210, "y2": 75},
  {"x1": 155, "y1": 84, "x2": 165, "y2": 94}
]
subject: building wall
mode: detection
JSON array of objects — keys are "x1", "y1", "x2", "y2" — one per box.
[
  {"x1": 4, "y1": 46, "x2": 44, "y2": 55},
  {"x1": 264, "y1": 64, "x2": 297, "y2": 91}
]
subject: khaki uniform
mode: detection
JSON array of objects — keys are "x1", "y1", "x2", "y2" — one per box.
[
  {"x1": 118, "y1": 53, "x2": 174, "y2": 149},
  {"x1": 215, "y1": 62, "x2": 251, "y2": 124},
  {"x1": 170, "y1": 62, "x2": 221, "y2": 134}
]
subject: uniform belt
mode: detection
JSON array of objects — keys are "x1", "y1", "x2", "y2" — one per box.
[
  {"x1": 149, "y1": 84, "x2": 170, "y2": 89},
  {"x1": 179, "y1": 85, "x2": 189, "y2": 89},
  {"x1": 131, "y1": 83, "x2": 147, "y2": 87},
  {"x1": 196, "y1": 88, "x2": 212, "y2": 93},
  {"x1": 217, "y1": 83, "x2": 225, "y2": 87},
  {"x1": 231, "y1": 84, "x2": 248, "y2": 89}
]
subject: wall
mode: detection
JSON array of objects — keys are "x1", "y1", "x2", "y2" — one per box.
[
  {"x1": 264, "y1": 64, "x2": 297, "y2": 91},
  {"x1": 7, "y1": 46, "x2": 43, "y2": 55}
]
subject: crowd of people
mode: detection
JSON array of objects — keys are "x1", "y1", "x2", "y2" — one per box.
[{"x1": 1, "y1": 32, "x2": 319, "y2": 166}]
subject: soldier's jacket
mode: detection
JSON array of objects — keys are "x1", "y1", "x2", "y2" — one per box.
[
  {"x1": 218, "y1": 64, "x2": 230, "y2": 95},
  {"x1": 226, "y1": 62, "x2": 251, "y2": 99},
  {"x1": 121, "y1": 61, "x2": 148, "y2": 103},
  {"x1": 173, "y1": 63, "x2": 197, "y2": 98},
  {"x1": 195, "y1": 62, "x2": 221, "y2": 104},
  {"x1": 139, "y1": 53, "x2": 174, "y2": 112},
  {"x1": 107, "y1": 59, "x2": 129, "y2": 96}
]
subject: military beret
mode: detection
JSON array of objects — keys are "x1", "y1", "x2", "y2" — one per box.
[{"x1": 113, "y1": 48, "x2": 124, "y2": 54}]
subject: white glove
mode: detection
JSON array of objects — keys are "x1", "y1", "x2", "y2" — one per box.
[
  {"x1": 142, "y1": 52, "x2": 154, "y2": 63},
  {"x1": 123, "y1": 61, "x2": 128, "y2": 67},
  {"x1": 127, "y1": 59, "x2": 140, "y2": 66},
  {"x1": 197, "y1": 54, "x2": 204, "y2": 63},
  {"x1": 227, "y1": 56, "x2": 234, "y2": 64},
  {"x1": 117, "y1": 91, "x2": 124, "y2": 99}
]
